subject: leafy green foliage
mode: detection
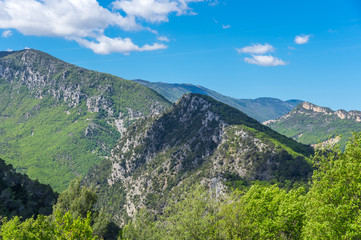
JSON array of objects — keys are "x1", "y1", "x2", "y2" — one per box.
[
  {"x1": 53, "y1": 178, "x2": 120, "y2": 238},
  {"x1": 0, "y1": 178, "x2": 120, "y2": 239},
  {"x1": 0, "y1": 211, "x2": 97, "y2": 240},
  {"x1": 120, "y1": 186, "x2": 221, "y2": 240},
  {"x1": 0, "y1": 158, "x2": 57, "y2": 219},
  {"x1": 303, "y1": 133, "x2": 361, "y2": 239},
  {"x1": 53, "y1": 178, "x2": 98, "y2": 219},
  {"x1": 218, "y1": 185, "x2": 306, "y2": 240},
  {"x1": 121, "y1": 184, "x2": 306, "y2": 240}
]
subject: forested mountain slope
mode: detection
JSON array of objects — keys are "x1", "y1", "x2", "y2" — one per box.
[
  {"x1": 0, "y1": 49, "x2": 171, "y2": 191},
  {"x1": 0, "y1": 158, "x2": 57, "y2": 219},
  {"x1": 84, "y1": 93, "x2": 313, "y2": 225},
  {"x1": 264, "y1": 102, "x2": 361, "y2": 150},
  {"x1": 134, "y1": 79, "x2": 302, "y2": 122}
]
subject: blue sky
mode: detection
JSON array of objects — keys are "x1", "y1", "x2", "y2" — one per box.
[{"x1": 0, "y1": 0, "x2": 360, "y2": 111}]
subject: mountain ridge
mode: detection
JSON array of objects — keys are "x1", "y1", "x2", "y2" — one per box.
[
  {"x1": 84, "y1": 93, "x2": 313, "y2": 225},
  {"x1": 0, "y1": 49, "x2": 171, "y2": 191},
  {"x1": 134, "y1": 79, "x2": 303, "y2": 122},
  {"x1": 264, "y1": 101, "x2": 361, "y2": 150}
]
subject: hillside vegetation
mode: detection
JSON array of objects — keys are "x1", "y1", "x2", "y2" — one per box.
[
  {"x1": 2, "y1": 133, "x2": 361, "y2": 239},
  {"x1": 265, "y1": 102, "x2": 361, "y2": 150},
  {"x1": 120, "y1": 132, "x2": 361, "y2": 239},
  {"x1": 84, "y1": 93, "x2": 313, "y2": 225},
  {"x1": 0, "y1": 49, "x2": 171, "y2": 191},
  {"x1": 0, "y1": 158, "x2": 57, "y2": 219}
]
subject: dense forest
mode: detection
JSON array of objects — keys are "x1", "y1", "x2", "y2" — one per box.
[
  {"x1": 1, "y1": 133, "x2": 361, "y2": 239},
  {"x1": 0, "y1": 158, "x2": 57, "y2": 219}
]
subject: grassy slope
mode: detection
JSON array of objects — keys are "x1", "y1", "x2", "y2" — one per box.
[
  {"x1": 0, "y1": 50, "x2": 171, "y2": 192},
  {"x1": 0, "y1": 83, "x2": 104, "y2": 191}
]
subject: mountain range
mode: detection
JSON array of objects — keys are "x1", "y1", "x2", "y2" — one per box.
[
  {"x1": 134, "y1": 79, "x2": 303, "y2": 122},
  {"x1": 264, "y1": 102, "x2": 361, "y2": 150},
  {"x1": 0, "y1": 49, "x2": 307, "y2": 192},
  {"x1": 84, "y1": 93, "x2": 313, "y2": 225},
  {"x1": 2, "y1": 48, "x2": 361, "y2": 238}
]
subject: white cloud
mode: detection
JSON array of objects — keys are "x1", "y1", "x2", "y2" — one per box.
[
  {"x1": 222, "y1": 24, "x2": 231, "y2": 29},
  {"x1": 288, "y1": 46, "x2": 296, "y2": 50},
  {"x1": 112, "y1": 0, "x2": 213, "y2": 23},
  {"x1": 0, "y1": 0, "x2": 137, "y2": 37},
  {"x1": 295, "y1": 34, "x2": 310, "y2": 44},
  {"x1": 75, "y1": 35, "x2": 167, "y2": 54},
  {"x1": 112, "y1": 0, "x2": 178, "y2": 23},
  {"x1": 237, "y1": 43, "x2": 275, "y2": 54},
  {"x1": 208, "y1": 0, "x2": 219, "y2": 6},
  {"x1": 6, "y1": 48, "x2": 13, "y2": 52},
  {"x1": 24, "y1": 46, "x2": 30, "y2": 49},
  {"x1": 2, "y1": 30, "x2": 12, "y2": 38},
  {"x1": 244, "y1": 55, "x2": 287, "y2": 66},
  {"x1": 157, "y1": 36, "x2": 170, "y2": 42},
  {"x1": 0, "y1": 0, "x2": 209, "y2": 54}
]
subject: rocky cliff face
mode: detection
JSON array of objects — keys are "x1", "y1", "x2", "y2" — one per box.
[
  {"x1": 0, "y1": 50, "x2": 168, "y2": 130},
  {"x1": 269, "y1": 102, "x2": 361, "y2": 123},
  {"x1": 85, "y1": 94, "x2": 312, "y2": 225},
  {"x1": 0, "y1": 49, "x2": 171, "y2": 191},
  {"x1": 264, "y1": 102, "x2": 361, "y2": 150}
]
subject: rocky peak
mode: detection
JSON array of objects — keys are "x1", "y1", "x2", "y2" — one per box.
[
  {"x1": 301, "y1": 102, "x2": 333, "y2": 114},
  {"x1": 265, "y1": 102, "x2": 361, "y2": 125},
  {"x1": 0, "y1": 49, "x2": 170, "y2": 132},
  {"x1": 85, "y1": 93, "x2": 312, "y2": 224},
  {"x1": 0, "y1": 49, "x2": 82, "y2": 105},
  {"x1": 299, "y1": 102, "x2": 361, "y2": 122}
]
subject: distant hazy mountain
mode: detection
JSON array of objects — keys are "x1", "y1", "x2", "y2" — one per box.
[
  {"x1": 0, "y1": 49, "x2": 171, "y2": 191},
  {"x1": 134, "y1": 79, "x2": 303, "y2": 122},
  {"x1": 84, "y1": 93, "x2": 313, "y2": 225},
  {"x1": 264, "y1": 102, "x2": 361, "y2": 150}
]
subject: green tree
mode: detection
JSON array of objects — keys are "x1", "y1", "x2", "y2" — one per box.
[
  {"x1": 120, "y1": 208, "x2": 161, "y2": 240},
  {"x1": 161, "y1": 186, "x2": 221, "y2": 240},
  {"x1": 53, "y1": 177, "x2": 118, "y2": 238},
  {"x1": 218, "y1": 184, "x2": 306, "y2": 240},
  {"x1": 303, "y1": 133, "x2": 361, "y2": 239},
  {"x1": 121, "y1": 185, "x2": 221, "y2": 240},
  {"x1": 53, "y1": 178, "x2": 98, "y2": 219},
  {"x1": 0, "y1": 211, "x2": 97, "y2": 240}
]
